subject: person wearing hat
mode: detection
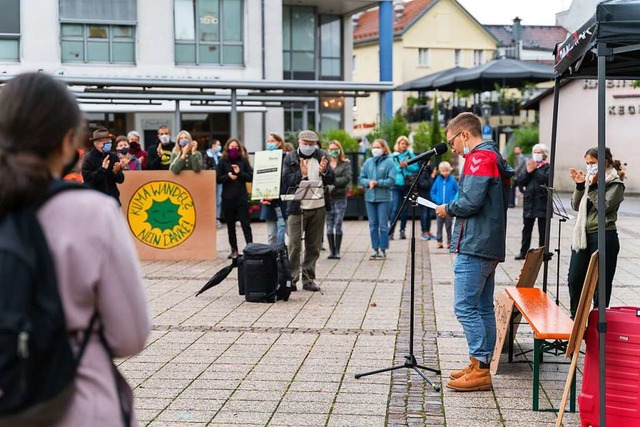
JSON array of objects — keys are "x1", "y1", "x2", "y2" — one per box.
[
  {"x1": 281, "y1": 129, "x2": 335, "y2": 292},
  {"x1": 81, "y1": 127, "x2": 125, "y2": 205}
]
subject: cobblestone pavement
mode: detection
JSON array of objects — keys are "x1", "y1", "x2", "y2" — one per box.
[{"x1": 120, "y1": 197, "x2": 640, "y2": 426}]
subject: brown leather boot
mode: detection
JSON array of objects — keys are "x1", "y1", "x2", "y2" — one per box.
[
  {"x1": 449, "y1": 356, "x2": 479, "y2": 380},
  {"x1": 446, "y1": 361, "x2": 492, "y2": 392}
]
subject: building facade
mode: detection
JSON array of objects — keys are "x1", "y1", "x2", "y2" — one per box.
[
  {"x1": 1, "y1": 0, "x2": 380, "y2": 152},
  {"x1": 351, "y1": 0, "x2": 497, "y2": 135}
]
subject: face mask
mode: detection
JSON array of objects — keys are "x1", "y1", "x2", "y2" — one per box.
[
  {"x1": 266, "y1": 143, "x2": 278, "y2": 151},
  {"x1": 371, "y1": 148, "x2": 383, "y2": 158},
  {"x1": 119, "y1": 147, "x2": 129, "y2": 155},
  {"x1": 462, "y1": 141, "x2": 470, "y2": 156},
  {"x1": 298, "y1": 145, "x2": 316, "y2": 157},
  {"x1": 102, "y1": 143, "x2": 112, "y2": 153},
  {"x1": 129, "y1": 141, "x2": 140, "y2": 150},
  {"x1": 179, "y1": 139, "x2": 190, "y2": 147},
  {"x1": 159, "y1": 134, "x2": 170, "y2": 144},
  {"x1": 216, "y1": 145, "x2": 222, "y2": 153},
  {"x1": 586, "y1": 164, "x2": 598, "y2": 176},
  {"x1": 229, "y1": 147, "x2": 240, "y2": 159},
  {"x1": 329, "y1": 149, "x2": 340, "y2": 158},
  {"x1": 532, "y1": 153, "x2": 543, "y2": 163}
]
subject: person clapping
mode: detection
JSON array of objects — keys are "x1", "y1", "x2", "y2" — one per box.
[{"x1": 169, "y1": 130, "x2": 203, "y2": 174}]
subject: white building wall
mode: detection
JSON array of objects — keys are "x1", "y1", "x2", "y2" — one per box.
[{"x1": 539, "y1": 79, "x2": 638, "y2": 193}]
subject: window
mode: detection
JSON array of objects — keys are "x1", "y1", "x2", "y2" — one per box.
[
  {"x1": 61, "y1": 24, "x2": 135, "y2": 63},
  {"x1": 473, "y1": 49, "x2": 484, "y2": 66},
  {"x1": 454, "y1": 49, "x2": 462, "y2": 67},
  {"x1": 0, "y1": 0, "x2": 20, "y2": 62},
  {"x1": 418, "y1": 48, "x2": 429, "y2": 67},
  {"x1": 283, "y1": 6, "x2": 316, "y2": 80},
  {"x1": 319, "y1": 15, "x2": 342, "y2": 79},
  {"x1": 174, "y1": 0, "x2": 244, "y2": 66},
  {"x1": 59, "y1": 0, "x2": 136, "y2": 64},
  {"x1": 284, "y1": 103, "x2": 316, "y2": 133}
]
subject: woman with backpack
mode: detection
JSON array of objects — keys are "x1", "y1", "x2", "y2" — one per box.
[{"x1": 0, "y1": 72, "x2": 150, "y2": 427}]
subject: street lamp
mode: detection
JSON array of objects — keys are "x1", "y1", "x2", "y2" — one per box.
[{"x1": 481, "y1": 103, "x2": 492, "y2": 124}]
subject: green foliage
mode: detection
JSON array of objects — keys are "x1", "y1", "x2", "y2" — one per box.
[
  {"x1": 407, "y1": 95, "x2": 429, "y2": 107},
  {"x1": 322, "y1": 129, "x2": 359, "y2": 152},
  {"x1": 430, "y1": 97, "x2": 442, "y2": 149},
  {"x1": 513, "y1": 125, "x2": 539, "y2": 154},
  {"x1": 412, "y1": 121, "x2": 431, "y2": 153},
  {"x1": 367, "y1": 112, "x2": 410, "y2": 148}
]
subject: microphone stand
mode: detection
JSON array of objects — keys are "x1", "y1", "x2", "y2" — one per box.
[{"x1": 355, "y1": 158, "x2": 440, "y2": 391}]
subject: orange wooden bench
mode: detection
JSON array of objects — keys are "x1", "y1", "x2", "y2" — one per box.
[{"x1": 504, "y1": 286, "x2": 576, "y2": 412}]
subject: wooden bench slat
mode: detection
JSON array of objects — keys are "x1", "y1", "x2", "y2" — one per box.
[{"x1": 504, "y1": 287, "x2": 573, "y2": 340}]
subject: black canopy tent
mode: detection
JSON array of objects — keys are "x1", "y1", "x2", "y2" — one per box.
[
  {"x1": 549, "y1": 1, "x2": 640, "y2": 423},
  {"x1": 395, "y1": 66, "x2": 468, "y2": 91}
]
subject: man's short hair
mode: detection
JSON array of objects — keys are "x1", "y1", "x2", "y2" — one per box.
[
  {"x1": 446, "y1": 112, "x2": 482, "y2": 138},
  {"x1": 298, "y1": 129, "x2": 319, "y2": 143},
  {"x1": 158, "y1": 125, "x2": 170, "y2": 133}
]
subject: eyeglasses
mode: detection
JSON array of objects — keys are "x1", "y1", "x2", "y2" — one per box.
[{"x1": 447, "y1": 131, "x2": 462, "y2": 147}]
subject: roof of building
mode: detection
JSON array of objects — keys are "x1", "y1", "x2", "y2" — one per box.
[
  {"x1": 353, "y1": 0, "x2": 437, "y2": 43},
  {"x1": 485, "y1": 25, "x2": 569, "y2": 51}
]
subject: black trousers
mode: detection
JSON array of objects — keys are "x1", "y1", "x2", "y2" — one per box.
[
  {"x1": 222, "y1": 197, "x2": 253, "y2": 252},
  {"x1": 567, "y1": 230, "x2": 620, "y2": 318},
  {"x1": 519, "y1": 217, "x2": 546, "y2": 257}
]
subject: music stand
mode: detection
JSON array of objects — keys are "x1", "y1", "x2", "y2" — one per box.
[
  {"x1": 542, "y1": 185, "x2": 573, "y2": 304},
  {"x1": 282, "y1": 180, "x2": 324, "y2": 292},
  {"x1": 354, "y1": 160, "x2": 441, "y2": 392}
]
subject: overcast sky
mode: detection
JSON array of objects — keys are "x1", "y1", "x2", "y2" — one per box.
[{"x1": 457, "y1": 0, "x2": 572, "y2": 25}]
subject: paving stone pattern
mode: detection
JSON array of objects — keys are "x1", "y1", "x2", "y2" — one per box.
[{"x1": 119, "y1": 202, "x2": 640, "y2": 426}]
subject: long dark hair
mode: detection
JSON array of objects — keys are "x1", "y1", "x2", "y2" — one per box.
[
  {"x1": 0, "y1": 73, "x2": 82, "y2": 214},
  {"x1": 584, "y1": 147, "x2": 622, "y2": 172},
  {"x1": 222, "y1": 137, "x2": 245, "y2": 161}
]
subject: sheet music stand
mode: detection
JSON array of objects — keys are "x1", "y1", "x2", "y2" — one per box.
[
  {"x1": 282, "y1": 180, "x2": 324, "y2": 291},
  {"x1": 542, "y1": 185, "x2": 573, "y2": 304}
]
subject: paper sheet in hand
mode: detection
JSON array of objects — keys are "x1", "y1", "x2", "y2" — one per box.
[{"x1": 417, "y1": 197, "x2": 438, "y2": 209}]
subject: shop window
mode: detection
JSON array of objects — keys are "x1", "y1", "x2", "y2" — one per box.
[{"x1": 0, "y1": 0, "x2": 20, "y2": 62}]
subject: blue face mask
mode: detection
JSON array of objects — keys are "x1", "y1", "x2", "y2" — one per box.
[
  {"x1": 299, "y1": 145, "x2": 316, "y2": 157},
  {"x1": 463, "y1": 142, "x2": 470, "y2": 156},
  {"x1": 102, "y1": 143, "x2": 112, "y2": 153},
  {"x1": 216, "y1": 145, "x2": 222, "y2": 153},
  {"x1": 179, "y1": 139, "x2": 190, "y2": 147},
  {"x1": 266, "y1": 143, "x2": 278, "y2": 151}
]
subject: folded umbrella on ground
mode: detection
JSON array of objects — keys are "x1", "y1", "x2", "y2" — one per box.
[{"x1": 195, "y1": 257, "x2": 237, "y2": 296}]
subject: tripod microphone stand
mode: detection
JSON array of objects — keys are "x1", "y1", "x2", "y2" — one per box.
[{"x1": 355, "y1": 160, "x2": 440, "y2": 391}]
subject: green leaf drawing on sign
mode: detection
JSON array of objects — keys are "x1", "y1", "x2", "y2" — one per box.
[{"x1": 145, "y1": 198, "x2": 182, "y2": 232}]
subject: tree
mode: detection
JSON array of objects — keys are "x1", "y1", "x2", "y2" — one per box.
[
  {"x1": 322, "y1": 129, "x2": 359, "y2": 152},
  {"x1": 412, "y1": 121, "x2": 430, "y2": 153},
  {"x1": 367, "y1": 112, "x2": 410, "y2": 148}
]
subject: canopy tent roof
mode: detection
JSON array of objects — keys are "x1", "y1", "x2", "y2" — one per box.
[
  {"x1": 395, "y1": 66, "x2": 467, "y2": 91},
  {"x1": 431, "y1": 58, "x2": 554, "y2": 92},
  {"x1": 554, "y1": 0, "x2": 640, "y2": 79}
]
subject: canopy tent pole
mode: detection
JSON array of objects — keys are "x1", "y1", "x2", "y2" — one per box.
[
  {"x1": 542, "y1": 78, "x2": 562, "y2": 296},
  {"x1": 596, "y1": 42, "x2": 610, "y2": 427}
]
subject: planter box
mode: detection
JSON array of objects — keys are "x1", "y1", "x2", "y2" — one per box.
[{"x1": 345, "y1": 196, "x2": 367, "y2": 220}]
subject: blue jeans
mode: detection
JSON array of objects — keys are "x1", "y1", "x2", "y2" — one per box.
[
  {"x1": 453, "y1": 254, "x2": 499, "y2": 364},
  {"x1": 365, "y1": 201, "x2": 391, "y2": 250},
  {"x1": 390, "y1": 185, "x2": 410, "y2": 232}
]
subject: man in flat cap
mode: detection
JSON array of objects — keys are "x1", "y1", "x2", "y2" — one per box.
[
  {"x1": 82, "y1": 127, "x2": 125, "y2": 205},
  {"x1": 281, "y1": 130, "x2": 335, "y2": 292}
]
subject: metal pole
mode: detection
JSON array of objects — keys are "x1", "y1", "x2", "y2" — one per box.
[
  {"x1": 597, "y1": 42, "x2": 608, "y2": 427},
  {"x1": 230, "y1": 89, "x2": 238, "y2": 138},
  {"x1": 378, "y1": 0, "x2": 393, "y2": 121},
  {"x1": 174, "y1": 100, "x2": 181, "y2": 133},
  {"x1": 302, "y1": 102, "x2": 309, "y2": 130},
  {"x1": 543, "y1": 79, "x2": 561, "y2": 294}
]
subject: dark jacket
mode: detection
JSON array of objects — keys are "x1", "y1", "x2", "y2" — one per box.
[
  {"x1": 147, "y1": 140, "x2": 175, "y2": 170},
  {"x1": 330, "y1": 159, "x2": 352, "y2": 200},
  {"x1": 217, "y1": 156, "x2": 253, "y2": 199},
  {"x1": 518, "y1": 162, "x2": 550, "y2": 218},
  {"x1": 445, "y1": 141, "x2": 515, "y2": 262},
  {"x1": 416, "y1": 165, "x2": 434, "y2": 198},
  {"x1": 281, "y1": 149, "x2": 335, "y2": 215},
  {"x1": 81, "y1": 148, "x2": 125, "y2": 204}
]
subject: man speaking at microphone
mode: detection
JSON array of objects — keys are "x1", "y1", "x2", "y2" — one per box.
[{"x1": 435, "y1": 113, "x2": 514, "y2": 392}]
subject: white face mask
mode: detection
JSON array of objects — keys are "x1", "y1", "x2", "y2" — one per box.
[
  {"x1": 371, "y1": 148, "x2": 383, "y2": 158},
  {"x1": 586, "y1": 164, "x2": 598, "y2": 176},
  {"x1": 159, "y1": 134, "x2": 170, "y2": 144},
  {"x1": 298, "y1": 145, "x2": 316, "y2": 157},
  {"x1": 532, "y1": 153, "x2": 543, "y2": 163}
]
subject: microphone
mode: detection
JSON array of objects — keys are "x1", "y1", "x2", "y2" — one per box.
[{"x1": 406, "y1": 142, "x2": 448, "y2": 166}]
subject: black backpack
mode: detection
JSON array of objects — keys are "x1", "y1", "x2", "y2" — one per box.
[
  {"x1": 0, "y1": 180, "x2": 92, "y2": 417},
  {"x1": 240, "y1": 243, "x2": 293, "y2": 303}
]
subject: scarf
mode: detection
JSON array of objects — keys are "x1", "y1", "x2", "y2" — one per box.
[{"x1": 572, "y1": 167, "x2": 618, "y2": 250}]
